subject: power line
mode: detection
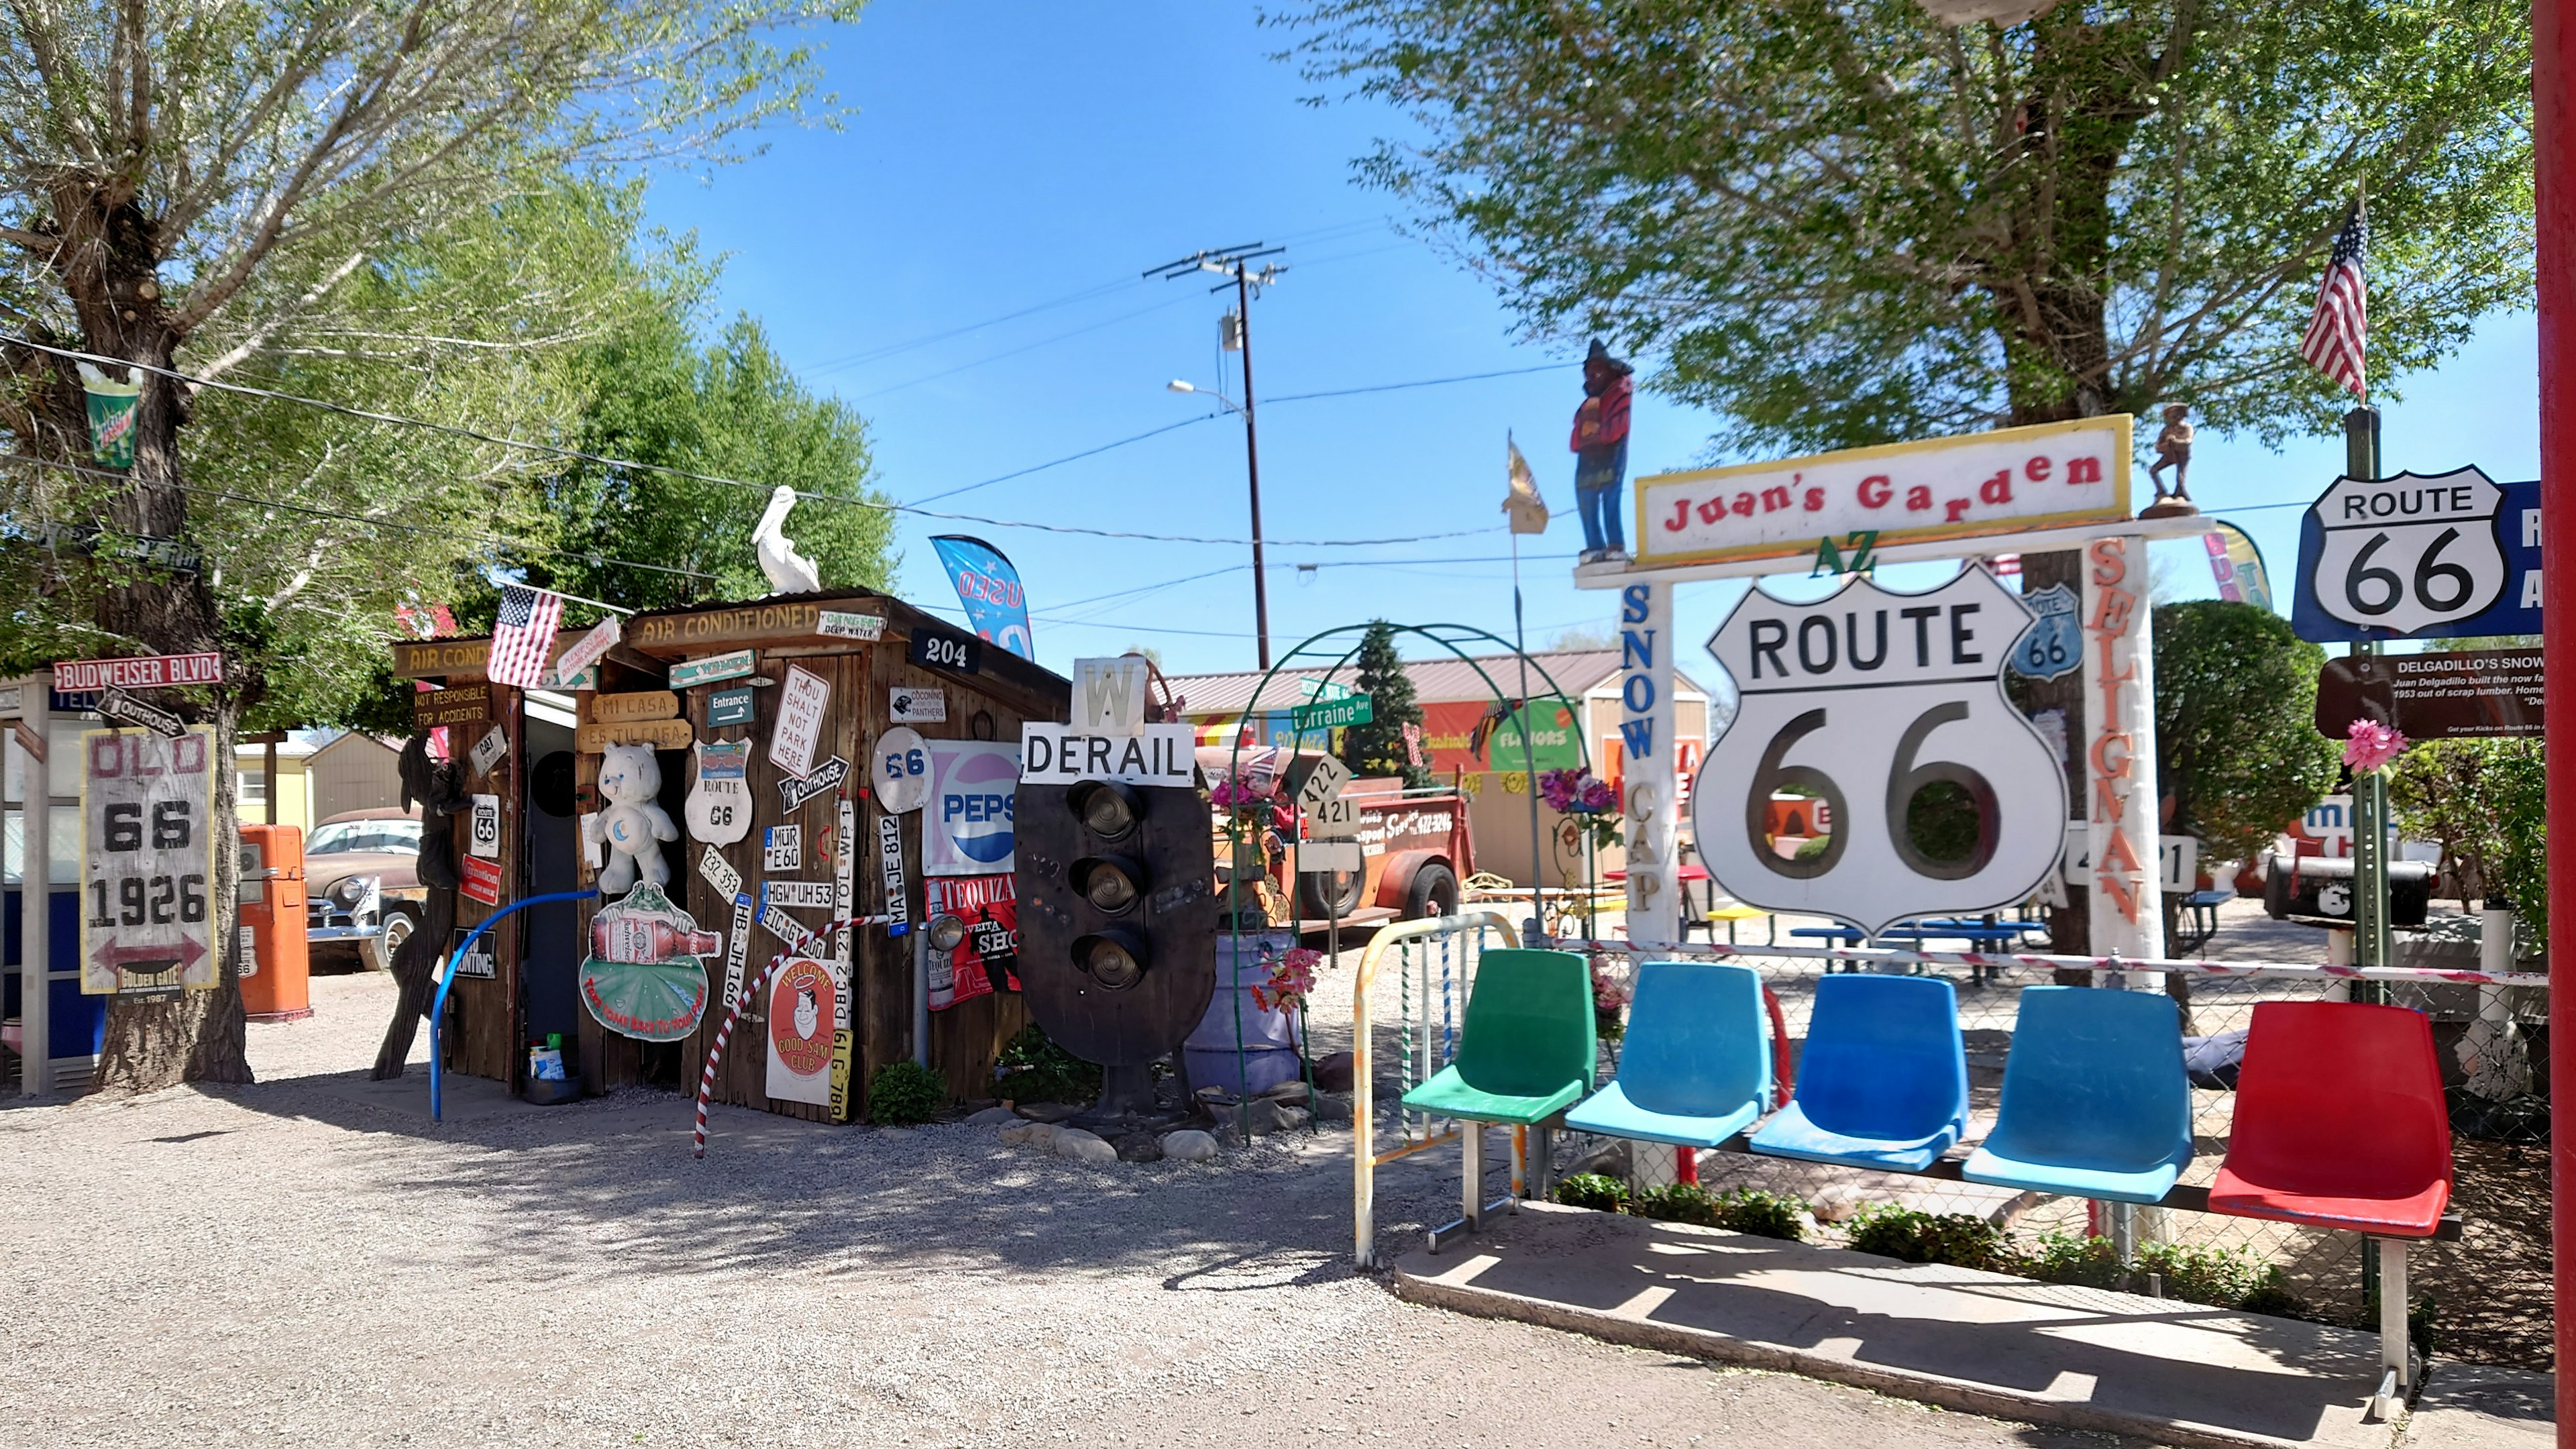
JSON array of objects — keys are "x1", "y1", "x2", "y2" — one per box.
[
  {"x1": 902, "y1": 413, "x2": 1217, "y2": 505},
  {"x1": 1267, "y1": 361, "x2": 1566, "y2": 405}
]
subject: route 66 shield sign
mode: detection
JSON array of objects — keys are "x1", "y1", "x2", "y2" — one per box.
[
  {"x1": 2306, "y1": 468, "x2": 2509, "y2": 636},
  {"x1": 1689, "y1": 568, "x2": 2068, "y2": 934},
  {"x1": 2006, "y1": 583, "x2": 2080, "y2": 682},
  {"x1": 686, "y1": 739, "x2": 753, "y2": 845}
]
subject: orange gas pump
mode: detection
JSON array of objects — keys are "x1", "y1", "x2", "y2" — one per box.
[{"x1": 237, "y1": 824, "x2": 312, "y2": 1022}]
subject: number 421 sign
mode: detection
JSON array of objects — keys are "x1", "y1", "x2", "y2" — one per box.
[
  {"x1": 1690, "y1": 569, "x2": 2067, "y2": 934},
  {"x1": 81, "y1": 726, "x2": 218, "y2": 996}
]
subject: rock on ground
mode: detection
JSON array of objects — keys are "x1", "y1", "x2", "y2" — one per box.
[
  {"x1": 1161, "y1": 1129, "x2": 1220, "y2": 1162},
  {"x1": 1051, "y1": 1127, "x2": 1117, "y2": 1164}
]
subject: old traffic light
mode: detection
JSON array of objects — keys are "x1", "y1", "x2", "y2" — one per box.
[{"x1": 1014, "y1": 775, "x2": 1216, "y2": 1070}]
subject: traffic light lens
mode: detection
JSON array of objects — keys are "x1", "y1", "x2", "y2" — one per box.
[
  {"x1": 1075, "y1": 930, "x2": 1146, "y2": 990},
  {"x1": 1085, "y1": 866, "x2": 1137, "y2": 912},
  {"x1": 1070, "y1": 780, "x2": 1141, "y2": 840}
]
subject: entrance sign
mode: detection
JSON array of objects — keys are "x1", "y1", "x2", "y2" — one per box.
[
  {"x1": 80, "y1": 725, "x2": 217, "y2": 995},
  {"x1": 1689, "y1": 569, "x2": 2065, "y2": 934},
  {"x1": 55, "y1": 652, "x2": 222, "y2": 692},
  {"x1": 2293, "y1": 470, "x2": 2538, "y2": 641},
  {"x1": 2315, "y1": 649, "x2": 2544, "y2": 741},
  {"x1": 1631, "y1": 417, "x2": 2131, "y2": 571}
]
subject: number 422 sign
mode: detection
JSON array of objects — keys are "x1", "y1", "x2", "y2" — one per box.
[
  {"x1": 81, "y1": 726, "x2": 218, "y2": 996},
  {"x1": 1690, "y1": 569, "x2": 2067, "y2": 934}
]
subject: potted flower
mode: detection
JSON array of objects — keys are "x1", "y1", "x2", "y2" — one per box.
[{"x1": 1538, "y1": 767, "x2": 1623, "y2": 854}]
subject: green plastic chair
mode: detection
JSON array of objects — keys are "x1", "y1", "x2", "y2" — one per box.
[{"x1": 1401, "y1": 949, "x2": 1597, "y2": 1248}]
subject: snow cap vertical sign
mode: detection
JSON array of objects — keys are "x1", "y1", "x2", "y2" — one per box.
[
  {"x1": 2082, "y1": 537, "x2": 2166, "y2": 969},
  {"x1": 1619, "y1": 582, "x2": 1679, "y2": 947}
]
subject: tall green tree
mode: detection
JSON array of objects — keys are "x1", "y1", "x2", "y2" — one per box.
[
  {"x1": 1339, "y1": 621, "x2": 1434, "y2": 788},
  {"x1": 2151, "y1": 601, "x2": 2337, "y2": 867},
  {"x1": 0, "y1": 0, "x2": 859, "y2": 1091}
]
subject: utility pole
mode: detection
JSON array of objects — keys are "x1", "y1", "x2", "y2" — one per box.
[{"x1": 1150, "y1": 244, "x2": 1286, "y2": 669}]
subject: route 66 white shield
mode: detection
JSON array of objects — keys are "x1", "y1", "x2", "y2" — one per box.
[
  {"x1": 686, "y1": 739, "x2": 753, "y2": 846},
  {"x1": 2310, "y1": 468, "x2": 2508, "y2": 636}
]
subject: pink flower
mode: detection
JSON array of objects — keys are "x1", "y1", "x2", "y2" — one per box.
[
  {"x1": 1254, "y1": 947, "x2": 1321, "y2": 1014},
  {"x1": 2343, "y1": 718, "x2": 2410, "y2": 775}
]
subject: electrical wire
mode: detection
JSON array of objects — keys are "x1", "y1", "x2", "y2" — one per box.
[
  {"x1": 1267, "y1": 362, "x2": 1566, "y2": 405},
  {"x1": 902, "y1": 413, "x2": 1218, "y2": 506}
]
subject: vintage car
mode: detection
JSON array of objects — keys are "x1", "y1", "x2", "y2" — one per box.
[{"x1": 304, "y1": 807, "x2": 427, "y2": 970}]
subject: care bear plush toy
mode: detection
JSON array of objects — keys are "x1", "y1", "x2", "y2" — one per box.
[{"x1": 594, "y1": 742, "x2": 680, "y2": 894}]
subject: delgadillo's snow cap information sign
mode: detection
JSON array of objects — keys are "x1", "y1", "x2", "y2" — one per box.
[
  {"x1": 81, "y1": 726, "x2": 219, "y2": 996},
  {"x1": 1689, "y1": 568, "x2": 2066, "y2": 934}
]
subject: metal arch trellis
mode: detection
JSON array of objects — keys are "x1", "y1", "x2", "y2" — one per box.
[{"x1": 1206, "y1": 621, "x2": 1599, "y2": 1138}]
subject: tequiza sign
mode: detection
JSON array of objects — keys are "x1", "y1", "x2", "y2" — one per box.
[{"x1": 923, "y1": 741, "x2": 1020, "y2": 877}]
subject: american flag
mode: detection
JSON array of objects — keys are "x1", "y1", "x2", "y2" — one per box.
[
  {"x1": 2300, "y1": 203, "x2": 2368, "y2": 400},
  {"x1": 488, "y1": 584, "x2": 564, "y2": 688}
]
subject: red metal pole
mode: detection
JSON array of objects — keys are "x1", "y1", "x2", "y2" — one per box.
[{"x1": 2534, "y1": 2, "x2": 2575, "y2": 1436}]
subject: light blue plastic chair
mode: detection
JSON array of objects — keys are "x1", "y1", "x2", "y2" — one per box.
[
  {"x1": 1749, "y1": 973, "x2": 1967, "y2": 1171},
  {"x1": 1963, "y1": 986, "x2": 2194, "y2": 1204},
  {"x1": 1565, "y1": 961, "x2": 1771, "y2": 1147}
]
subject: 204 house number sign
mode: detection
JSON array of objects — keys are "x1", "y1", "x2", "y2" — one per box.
[
  {"x1": 81, "y1": 725, "x2": 219, "y2": 995},
  {"x1": 1689, "y1": 569, "x2": 2067, "y2": 934}
]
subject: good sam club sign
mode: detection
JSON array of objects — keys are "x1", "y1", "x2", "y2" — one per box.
[{"x1": 1689, "y1": 568, "x2": 2066, "y2": 934}]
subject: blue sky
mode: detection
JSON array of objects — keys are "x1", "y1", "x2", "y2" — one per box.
[{"x1": 643, "y1": 1, "x2": 2540, "y2": 684}]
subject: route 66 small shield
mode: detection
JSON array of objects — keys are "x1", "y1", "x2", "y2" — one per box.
[
  {"x1": 686, "y1": 739, "x2": 753, "y2": 846},
  {"x1": 2008, "y1": 583, "x2": 2080, "y2": 682}
]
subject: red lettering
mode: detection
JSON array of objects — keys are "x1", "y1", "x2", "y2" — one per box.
[
  {"x1": 1943, "y1": 497, "x2": 1971, "y2": 522},
  {"x1": 2093, "y1": 776, "x2": 2126, "y2": 823},
  {"x1": 1858, "y1": 475, "x2": 1892, "y2": 508},
  {"x1": 1698, "y1": 498, "x2": 1726, "y2": 525},
  {"x1": 1978, "y1": 470, "x2": 2012, "y2": 505},
  {"x1": 2089, "y1": 731, "x2": 2133, "y2": 779},
  {"x1": 1907, "y1": 485, "x2": 1933, "y2": 512},
  {"x1": 1664, "y1": 499, "x2": 1691, "y2": 532},
  {"x1": 89, "y1": 735, "x2": 121, "y2": 778},
  {"x1": 2025, "y1": 455, "x2": 2053, "y2": 482},
  {"x1": 1733, "y1": 491, "x2": 1756, "y2": 517},
  {"x1": 2087, "y1": 583, "x2": 2137, "y2": 635},
  {"x1": 2066, "y1": 455, "x2": 2103, "y2": 486},
  {"x1": 2086, "y1": 537, "x2": 2127, "y2": 586},
  {"x1": 2096, "y1": 872, "x2": 2143, "y2": 922},
  {"x1": 1760, "y1": 485, "x2": 1791, "y2": 512},
  {"x1": 1803, "y1": 487, "x2": 1825, "y2": 511}
]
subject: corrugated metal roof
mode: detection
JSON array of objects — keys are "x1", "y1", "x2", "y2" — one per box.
[{"x1": 1165, "y1": 648, "x2": 1707, "y2": 716}]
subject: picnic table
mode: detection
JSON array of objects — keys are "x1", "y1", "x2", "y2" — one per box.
[{"x1": 1788, "y1": 918, "x2": 2047, "y2": 982}]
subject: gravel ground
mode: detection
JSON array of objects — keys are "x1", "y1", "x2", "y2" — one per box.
[{"x1": 0, "y1": 966, "x2": 2145, "y2": 1449}]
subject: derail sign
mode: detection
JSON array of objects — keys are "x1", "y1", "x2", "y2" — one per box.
[{"x1": 1633, "y1": 417, "x2": 2132, "y2": 569}]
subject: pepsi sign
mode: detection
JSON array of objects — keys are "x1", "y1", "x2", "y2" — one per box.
[{"x1": 923, "y1": 740, "x2": 1020, "y2": 876}]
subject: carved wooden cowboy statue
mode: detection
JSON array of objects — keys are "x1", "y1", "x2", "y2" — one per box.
[
  {"x1": 1570, "y1": 339, "x2": 1635, "y2": 563},
  {"x1": 2142, "y1": 403, "x2": 2199, "y2": 518}
]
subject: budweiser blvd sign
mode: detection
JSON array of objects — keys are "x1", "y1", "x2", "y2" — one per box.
[{"x1": 1631, "y1": 417, "x2": 2133, "y2": 568}]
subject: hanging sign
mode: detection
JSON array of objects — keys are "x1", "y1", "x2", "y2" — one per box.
[
  {"x1": 685, "y1": 739, "x2": 753, "y2": 845},
  {"x1": 1018, "y1": 722, "x2": 1193, "y2": 788},
  {"x1": 708, "y1": 686, "x2": 756, "y2": 727},
  {"x1": 468, "y1": 725, "x2": 508, "y2": 777},
  {"x1": 413, "y1": 683, "x2": 492, "y2": 729},
  {"x1": 460, "y1": 853, "x2": 503, "y2": 906},
  {"x1": 468, "y1": 794, "x2": 501, "y2": 858},
  {"x1": 928, "y1": 536, "x2": 1036, "y2": 659},
  {"x1": 80, "y1": 726, "x2": 217, "y2": 996},
  {"x1": 875, "y1": 727, "x2": 930, "y2": 812},
  {"x1": 780, "y1": 755, "x2": 849, "y2": 814},
  {"x1": 1291, "y1": 693, "x2": 1372, "y2": 733},
  {"x1": 764, "y1": 824, "x2": 803, "y2": 873},
  {"x1": 633, "y1": 602, "x2": 824, "y2": 652},
  {"x1": 592, "y1": 690, "x2": 680, "y2": 723},
  {"x1": 55, "y1": 652, "x2": 223, "y2": 692},
  {"x1": 1632, "y1": 417, "x2": 2132, "y2": 571},
  {"x1": 2314, "y1": 648, "x2": 2544, "y2": 741},
  {"x1": 764, "y1": 957, "x2": 838, "y2": 1106},
  {"x1": 922, "y1": 740, "x2": 1022, "y2": 876},
  {"x1": 669, "y1": 649, "x2": 757, "y2": 690},
  {"x1": 576, "y1": 718, "x2": 693, "y2": 752},
  {"x1": 1297, "y1": 754, "x2": 1359, "y2": 839},
  {"x1": 553, "y1": 613, "x2": 624, "y2": 685},
  {"x1": 578, "y1": 882, "x2": 716, "y2": 1042},
  {"x1": 816, "y1": 610, "x2": 886, "y2": 642},
  {"x1": 908, "y1": 627, "x2": 983, "y2": 676},
  {"x1": 2293, "y1": 470, "x2": 2538, "y2": 641},
  {"x1": 890, "y1": 686, "x2": 947, "y2": 724},
  {"x1": 926, "y1": 875, "x2": 1020, "y2": 1009},
  {"x1": 2007, "y1": 583, "x2": 2081, "y2": 682},
  {"x1": 877, "y1": 812, "x2": 911, "y2": 936},
  {"x1": 1072, "y1": 656, "x2": 1152, "y2": 735},
  {"x1": 1689, "y1": 568, "x2": 2066, "y2": 934},
  {"x1": 770, "y1": 664, "x2": 831, "y2": 777},
  {"x1": 94, "y1": 688, "x2": 185, "y2": 739}
]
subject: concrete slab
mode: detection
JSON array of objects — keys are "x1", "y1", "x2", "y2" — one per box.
[
  {"x1": 2408, "y1": 1364, "x2": 2555, "y2": 1446},
  {"x1": 1394, "y1": 1202, "x2": 2532, "y2": 1449}
]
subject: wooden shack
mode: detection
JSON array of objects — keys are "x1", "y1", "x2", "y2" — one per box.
[{"x1": 391, "y1": 588, "x2": 1068, "y2": 1121}]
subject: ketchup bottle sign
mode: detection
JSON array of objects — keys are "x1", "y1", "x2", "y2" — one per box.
[{"x1": 592, "y1": 912, "x2": 719, "y2": 963}]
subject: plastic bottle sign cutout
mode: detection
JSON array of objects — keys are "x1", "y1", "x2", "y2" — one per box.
[
  {"x1": 685, "y1": 739, "x2": 753, "y2": 845},
  {"x1": 468, "y1": 794, "x2": 501, "y2": 858},
  {"x1": 875, "y1": 726, "x2": 930, "y2": 812},
  {"x1": 2006, "y1": 583, "x2": 2081, "y2": 682},
  {"x1": 769, "y1": 663, "x2": 830, "y2": 778},
  {"x1": 80, "y1": 725, "x2": 218, "y2": 996},
  {"x1": 1690, "y1": 568, "x2": 2067, "y2": 934},
  {"x1": 764, "y1": 824, "x2": 802, "y2": 873},
  {"x1": 2307, "y1": 468, "x2": 2510, "y2": 635}
]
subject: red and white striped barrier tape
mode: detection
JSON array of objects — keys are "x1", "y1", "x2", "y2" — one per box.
[{"x1": 692, "y1": 913, "x2": 892, "y2": 1159}]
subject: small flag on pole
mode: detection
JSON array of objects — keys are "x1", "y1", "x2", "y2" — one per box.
[
  {"x1": 488, "y1": 584, "x2": 565, "y2": 688},
  {"x1": 1503, "y1": 435, "x2": 1550, "y2": 535},
  {"x1": 2300, "y1": 200, "x2": 2369, "y2": 400}
]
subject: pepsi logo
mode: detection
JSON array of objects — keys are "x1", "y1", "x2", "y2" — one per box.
[{"x1": 940, "y1": 747, "x2": 1020, "y2": 865}]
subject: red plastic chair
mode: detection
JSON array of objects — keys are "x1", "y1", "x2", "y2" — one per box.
[{"x1": 2208, "y1": 1000, "x2": 2453, "y2": 1237}]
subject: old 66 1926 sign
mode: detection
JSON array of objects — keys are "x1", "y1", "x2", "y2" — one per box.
[
  {"x1": 1690, "y1": 568, "x2": 2065, "y2": 934},
  {"x1": 82, "y1": 724, "x2": 219, "y2": 997}
]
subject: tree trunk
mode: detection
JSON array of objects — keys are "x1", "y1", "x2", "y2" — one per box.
[{"x1": 40, "y1": 177, "x2": 255, "y2": 1089}]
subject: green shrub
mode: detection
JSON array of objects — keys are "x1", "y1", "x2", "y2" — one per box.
[
  {"x1": 2023, "y1": 1232, "x2": 2125, "y2": 1289},
  {"x1": 1633, "y1": 1183, "x2": 1723, "y2": 1226},
  {"x1": 1714, "y1": 1188, "x2": 1808, "y2": 1242},
  {"x1": 866, "y1": 1061, "x2": 946, "y2": 1125},
  {"x1": 1555, "y1": 1173, "x2": 1629, "y2": 1213},
  {"x1": 2018, "y1": 1233, "x2": 2287, "y2": 1310},
  {"x1": 1845, "y1": 1205, "x2": 2012, "y2": 1272},
  {"x1": 996, "y1": 1024, "x2": 1101, "y2": 1106}
]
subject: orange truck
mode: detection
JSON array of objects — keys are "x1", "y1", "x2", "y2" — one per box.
[{"x1": 1202, "y1": 747, "x2": 1474, "y2": 931}]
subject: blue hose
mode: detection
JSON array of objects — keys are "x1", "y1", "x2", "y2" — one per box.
[{"x1": 429, "y1": 889, "x2": 599, "y2": 1122}]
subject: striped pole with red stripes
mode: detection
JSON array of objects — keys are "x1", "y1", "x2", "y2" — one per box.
[{"x1": 693, "y1": 913, "x2": 890, "y2": 1158}]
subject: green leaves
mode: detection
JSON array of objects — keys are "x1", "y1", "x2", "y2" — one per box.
[{"x1": 2150, "y1": 600, "x2": 2339, "y2": 867}]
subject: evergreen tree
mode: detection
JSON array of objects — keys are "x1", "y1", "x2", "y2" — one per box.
[{"x1": 1338, "y1": 621, "x2": 1432, "y2": 788}]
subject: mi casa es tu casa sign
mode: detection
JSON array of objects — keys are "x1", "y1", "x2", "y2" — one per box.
[{"x1": 1632, "y1": 417, "x2": 2132, "y2": 569}]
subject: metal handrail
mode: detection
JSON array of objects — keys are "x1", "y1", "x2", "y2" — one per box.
[
  {"x1": 428, "y1": 889, "x2": 598, "y2": 1122},
  {"x1": 1352, "y1": 909, "x2": 1516, "y2": 1269}
]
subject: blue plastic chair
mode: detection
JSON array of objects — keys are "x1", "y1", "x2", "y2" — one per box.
[
  {"x1": 1565, "y1": 961, "x2": 1771, "y2": 1148},
  {"x1": 1962, "y1": 987, "x2": 2194, "y2": 1204},
  {"x1": 1749, "y1": 973, "x2": 1967, "y2": 1171}
]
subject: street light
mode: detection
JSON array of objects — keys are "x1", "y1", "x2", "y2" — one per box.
[{"x1": 1167, "y1": 380, "x2": 1248, "y2": 419}]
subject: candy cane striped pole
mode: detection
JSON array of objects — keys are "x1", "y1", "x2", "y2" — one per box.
[{"x1": 693, "y1": 913, "x2": 890, "y2": 1159}]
